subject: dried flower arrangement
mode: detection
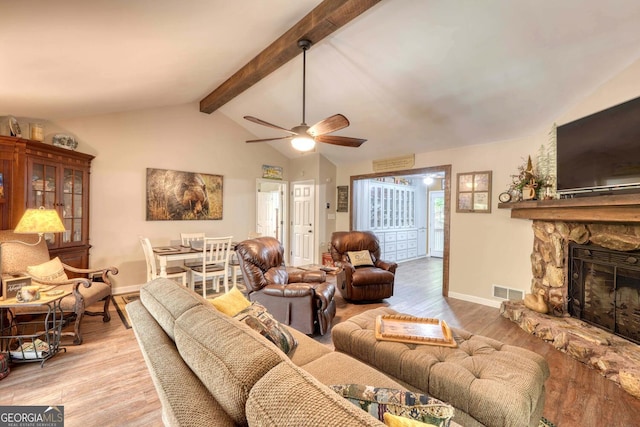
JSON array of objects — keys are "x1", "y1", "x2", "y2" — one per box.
[{"x1": 508, "y1": 124, "x2": 557, "y2": 201}]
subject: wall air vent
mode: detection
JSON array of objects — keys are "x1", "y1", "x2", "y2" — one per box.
[{"x1": 493, "y1": 285, "x2": 524, "y2": 301}]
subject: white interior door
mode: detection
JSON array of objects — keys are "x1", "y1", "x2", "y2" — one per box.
[
  {"x1": 257, "y1": 192, "x2": 277, "y2": 237},
  {"x1": 429, "y1": 190, "x2": 444, "y2": 258},
  {"x1": 256, "y1": 179, "x2": 287, "y2": 254},
  {"x1": 291, "y1": 180, "x2": 315, "y2": 266}
]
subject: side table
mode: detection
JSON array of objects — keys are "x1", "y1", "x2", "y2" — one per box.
[{"x1": 0, "y1": 290, "x2": 70, "y2": 367}]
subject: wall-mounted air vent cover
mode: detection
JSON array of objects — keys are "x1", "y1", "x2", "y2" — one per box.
[{"x1": 493, "y1": 285, "x2": 524, "y2": 301}]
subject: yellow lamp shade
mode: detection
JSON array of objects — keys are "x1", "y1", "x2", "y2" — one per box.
[{"x1": 14, "y1": 207, "x2": 66, "y2": 234}]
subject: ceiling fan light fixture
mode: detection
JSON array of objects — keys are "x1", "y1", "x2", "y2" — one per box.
[
  {"x1": 291, "y1": 135, "x2": 316, "y2": 152},
  {"x1": 243, "y1": 38, "x2": 365, "y2": 149}
]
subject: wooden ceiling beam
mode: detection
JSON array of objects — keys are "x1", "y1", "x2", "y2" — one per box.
[{"x1": 199, "y1": 0, "x2": 381, "y2": 114}]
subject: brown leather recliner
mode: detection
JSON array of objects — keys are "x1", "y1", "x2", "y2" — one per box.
[
  {"x1": 330, "y1": 231, "x2": 398, "y2": 301},
  {"x1": 235, "y1": 237, "x2": 336, "y2": 335}
]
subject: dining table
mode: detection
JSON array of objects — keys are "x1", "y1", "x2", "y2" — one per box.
[
  {"x1": 152, "y1": 245, "x2": 202, "y2": 278},
  {"x1": 152, "y1": 241, "x2": 239, "y2": 279}
]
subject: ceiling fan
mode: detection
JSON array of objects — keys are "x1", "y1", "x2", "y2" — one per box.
[{"x1": 244, "y1": 39, "x2": 366, "y2": 152}]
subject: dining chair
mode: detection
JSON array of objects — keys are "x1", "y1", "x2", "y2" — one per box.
[
  {"x1": 139, "y1": 236, "x2": 189, "y2": 286},
  {"x1": 180, "y1": 232, "x2": 205, "y2": 266},
  {"x1": 180, "y1": 232, "x2": 205, "y2": 246},
  {"x1": 188, "y1": 236, "x2": 233, "y2": 297}
]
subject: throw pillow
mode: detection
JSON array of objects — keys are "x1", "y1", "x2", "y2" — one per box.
[
  {"x1": 347, "y1": 250, "x2": 374, "y2": 267},
  {"x1": 384, "y1": 413, "x2": 437, "y2": 427},
  {"x1": 329, "y1": 384, "x2": 454, "y2": 427},
  {"x1": 233, "y1": 302, "x2": 297, "y2": 355},
  {"x1": 210, "y1": 286, "x2": 251, "y2": 316},
  {"x1": 26, "y1": 257, "x2": 68, "y2": 286}
]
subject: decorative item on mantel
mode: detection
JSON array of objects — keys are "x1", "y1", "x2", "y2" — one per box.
[
  {"x1": 505, "y1": 155, "x2": 552, "y2": 202},
  {"x1": 501, "y1": 126, "x2": 557, "y2": 202},
  {"x1": 52, "y1": 133, "x2": 78, "y2": 150}
]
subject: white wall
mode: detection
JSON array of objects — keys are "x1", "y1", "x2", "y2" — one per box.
[
  {"x1": 318, "y1": 155, "x2": 337, "y2": 256},
  {"x1": 52, "y1": 102, "x2": 291, "y2": 292}
]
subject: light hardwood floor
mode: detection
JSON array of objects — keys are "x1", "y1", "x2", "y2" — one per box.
[{"x1": 1, "y1": 258, "x2": 639, "y2": 427}]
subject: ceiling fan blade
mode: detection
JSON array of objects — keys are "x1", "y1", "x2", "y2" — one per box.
[
  {"x1": 315, "y1": 134, "x2": 366, "y2": 147},
  {"x1": 244, "y1": 116, "x2": 298, "y2": 135},
  {"x1": 246, "y1": 136, "x2": 293, "y2": 143},
  {"x1": 307, "y1": 114, "x2": 350, "y2": 137}
]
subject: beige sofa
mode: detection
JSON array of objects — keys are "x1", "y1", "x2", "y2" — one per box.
[{"x1": 127, "y1": 278, "x2": 460, "y2": 426}]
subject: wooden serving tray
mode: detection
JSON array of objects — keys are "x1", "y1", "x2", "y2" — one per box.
[{"x1": 375, "y1": 314, "x2": 457, "y2": 347}]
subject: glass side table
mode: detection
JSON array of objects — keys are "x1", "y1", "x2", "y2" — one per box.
[{"x1": 0, "y1": 290, "x2": 71, "y2": 367}]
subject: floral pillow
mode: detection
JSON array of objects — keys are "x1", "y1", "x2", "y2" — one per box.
[
  {"x1": 329, "y1": 384, "x2": 454, "y2": 427},
  {"x1": 233, "y1": 302, "x2": 297, "y2": 356}
]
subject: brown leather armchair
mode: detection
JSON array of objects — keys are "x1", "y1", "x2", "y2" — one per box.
[
  {"x1": 235, "y1": 237, "x2": 336, "y2": 335},
  {"x1": 330, "y1": 231, "x2": 397, "y2": 301}
]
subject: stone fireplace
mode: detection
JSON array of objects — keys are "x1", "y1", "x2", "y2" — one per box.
[
  {"x1": 528, "y1": 221, "x2": 640, "y2": 322},
  {"x1": 498, "y1": 193, "x2": 640, "y2": 399},
  {"x1": 568, "y1": 243, "x2": 640, "y2": 344}
]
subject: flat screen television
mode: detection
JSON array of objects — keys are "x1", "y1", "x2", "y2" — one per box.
[{"x1": 556, "y1": 95, "x2": 640, "y2": 197}]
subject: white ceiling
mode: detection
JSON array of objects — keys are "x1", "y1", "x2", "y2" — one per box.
[{"x1": 3, "y1": 0, "x2": 640, "y2": 165}]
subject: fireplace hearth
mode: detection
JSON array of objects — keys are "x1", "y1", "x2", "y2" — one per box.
[
  {"x1": 496, "y1": 195, "x2": 640, "y2": 399},
  {"x1": 568, "y1": 243, "x2": 640, "y2": 344}
]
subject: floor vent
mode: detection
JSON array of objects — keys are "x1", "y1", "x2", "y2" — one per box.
[{"x1": 493, "y1": 285, "x2": 524, "y2": 301}]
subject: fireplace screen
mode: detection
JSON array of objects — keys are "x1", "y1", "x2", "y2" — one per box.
[{"x1": 569, "y1": 243, "x2": 640, "y2": 344}]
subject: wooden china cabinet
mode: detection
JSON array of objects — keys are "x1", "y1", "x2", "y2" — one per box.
[{"x1": 0, "y1": 135, "x2": 93, "y2": 270}]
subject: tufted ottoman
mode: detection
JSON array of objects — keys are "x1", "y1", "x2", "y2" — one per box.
[{"x1": 332, "y1": 307, "x2": 549, "y2": 427}]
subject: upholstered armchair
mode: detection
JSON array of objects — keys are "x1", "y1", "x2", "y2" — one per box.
[
  {"x1": 330, "y1": 231, "x2": 397, "y2": 301},
  {"x1": 0, "y1": 230, "x2": 118, "y2": 344},
  {"x1": 235, "y1": 237, "x2": 336, "y2": 335}
]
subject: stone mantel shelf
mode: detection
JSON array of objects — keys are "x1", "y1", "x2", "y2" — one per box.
[{"x1": 498, "y1": 193, "x2": 640, "y2": 223}]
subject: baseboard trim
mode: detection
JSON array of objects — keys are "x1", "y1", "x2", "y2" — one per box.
[{"x1": 448, "y1": 292, "x2": 502, "y2": 308}]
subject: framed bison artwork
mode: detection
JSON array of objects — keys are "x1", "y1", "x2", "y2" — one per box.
[{"x1": 146, "y1": 168, "x2": 223, "y2": 220}]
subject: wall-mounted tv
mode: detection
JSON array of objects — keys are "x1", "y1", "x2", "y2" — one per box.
[{"x1": 556, "y1": 95, "x2": 640, "y2": 197}]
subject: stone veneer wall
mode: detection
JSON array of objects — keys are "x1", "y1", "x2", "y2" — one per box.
[
  {"x1": 501, "y1": 221, "x2": 640, "y2": 399},
  {"x1": 529, "y1": 221, "x2": 640, "y2": 316}
]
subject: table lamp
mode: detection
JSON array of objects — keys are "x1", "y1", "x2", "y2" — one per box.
[{"x1": 13, "y1": 207, "x2": 66, "y2": 246}]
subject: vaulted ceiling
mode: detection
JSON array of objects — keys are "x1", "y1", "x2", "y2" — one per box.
[{"x1": 3, "y1": 1, "x2": 640, "y2": 164}]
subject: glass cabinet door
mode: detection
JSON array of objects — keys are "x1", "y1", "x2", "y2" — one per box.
[
  {"x1": 375, "y1": 186, "x2": 382, "y2": 228},
  {"x1": 29, "y1": 162, "x2": 57, "y2": 209},
  {"x1": 369, "y1": 187, "x2": 376, "y2": 229},
  {"x1": 63, "y1": 168, "x2": 84, "y2": 244},
  {"x1": 367, "y1": 181, "x2": 417, "y2": 232},
  {"x1": 28, "y1": 159, "x2": 87, "y2": 247},
  {"x1": 29, "y1": 161, "x2": 59, "y2": 245},
  {"x1": 409, "y1": 191, "x2": 415, "y2": 227},
  {"x1": 383, "y1": 187, "x2": 389, "y2": 228}
]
